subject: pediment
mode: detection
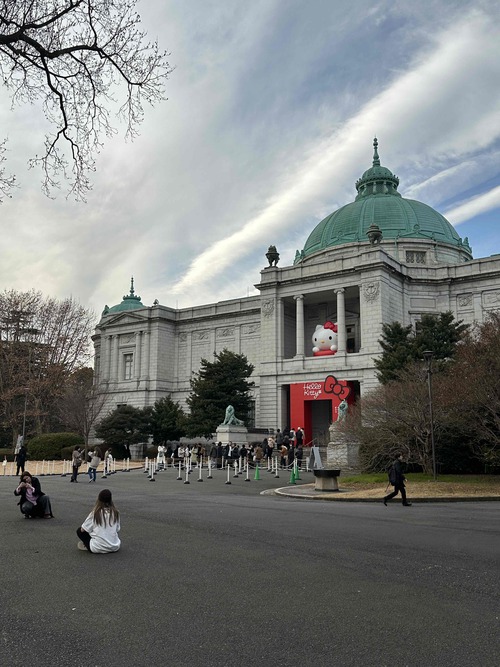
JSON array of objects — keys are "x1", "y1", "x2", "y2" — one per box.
[{"x1": 100, "y1": 311, "x2": 149, "y2": 328}]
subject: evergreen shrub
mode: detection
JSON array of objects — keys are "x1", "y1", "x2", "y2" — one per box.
[{"x1": 28, "y1": 433, "x2": 84, "y2": 460}]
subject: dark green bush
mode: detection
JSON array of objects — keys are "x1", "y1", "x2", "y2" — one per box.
[{"x1": 27, "y1": 433, "x2": 84, "y2": 460}]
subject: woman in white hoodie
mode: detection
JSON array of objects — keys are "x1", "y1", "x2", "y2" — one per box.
[{"x1": 77, "y1": 489, "x2": 121, "y2": 553}]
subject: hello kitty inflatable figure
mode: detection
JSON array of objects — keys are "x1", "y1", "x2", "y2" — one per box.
[{"x1": 312, "y1": 321, "x2": 338, "y2": 356}]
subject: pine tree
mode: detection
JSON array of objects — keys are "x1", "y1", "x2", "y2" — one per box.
[
  {"x1": 150, "y1": 396, "x2": 186, "y2": 444},
  {"x1": 373, "y1": 322, "x2": 413, "y2": 384},
  {"x1": 186, "y1": 349, "x2": 255, "y2": 437},
  {"x1": 374, "y1": 312, "x2": 467, "y2": 384}
]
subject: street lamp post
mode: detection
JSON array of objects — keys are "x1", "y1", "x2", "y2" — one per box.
[
  {"x1": 423, "y1": 350, "x2": 437, "y2": 481},
  {"x1": 22, "y1": 391, "x2": 28, "y2": 443}
]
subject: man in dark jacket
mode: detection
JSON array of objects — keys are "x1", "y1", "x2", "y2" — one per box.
[
  {"x1": 15, "y1": 445, "x2": 27, "y2": 476},
  {"x1": 383, "y1": 453, "x2": 412, "y2": 506}
]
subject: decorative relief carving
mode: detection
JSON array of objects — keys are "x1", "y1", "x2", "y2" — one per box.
[
  {"x1": 121, "y1": 334, "x2": 134, "y2": 344},
  {"x1": 193, "y1": 330, "x2": 209, "y2": 341},
  {"x1": 179, "y1": 333, "x2": 188, "y2": 343},
  {"x1": 363, "y1": 282, "x2": 379, "y2": 302},
  {"x1": 242, "y1": 323, "x2": 260, "y2": 336},
  {"x1": 262, "y1": 298, "x2": 275, "y2": 317},
  {"x1": 482, "y1": 290, "x2": 500, "y2": 308},
  {"x1": 217, "y1": 327, "x2": 234, "y2": 339},
  {"x1": 457, "y1": 294, "x2": 473, "y2": 309}
]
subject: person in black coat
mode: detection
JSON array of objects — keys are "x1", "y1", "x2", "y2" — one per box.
[
  {"x1": 14, "y1": 471, "x2": 53, "y2": 518},
  {"x1": 15, "y1": 445, "x2": 27, "y2": 476},
  {"x1": 383, "y1": 454, "x2": 412, "y2": 506}
]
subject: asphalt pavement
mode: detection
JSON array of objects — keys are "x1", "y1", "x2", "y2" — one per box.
[{"x1": 1, "y1": 467, "x2": 499, "y2": 667}]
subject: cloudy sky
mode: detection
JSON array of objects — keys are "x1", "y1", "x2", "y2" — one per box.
[{"x1": 1, "y1": 0, "x2": 500, "y2": 316}]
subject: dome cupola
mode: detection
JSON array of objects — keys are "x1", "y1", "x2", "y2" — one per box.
[{"x1": 295, "y1": 138, "x2": 472, "y2": 264}]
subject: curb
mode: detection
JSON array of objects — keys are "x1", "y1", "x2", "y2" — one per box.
[{"x1": 270, "y1": 487, "x2": 500, "y2": 502}]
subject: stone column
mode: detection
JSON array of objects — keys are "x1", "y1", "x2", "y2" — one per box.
[
  {"x1": 277, "y1": 297, "x2": 284, "y2": 360},
  {"x1": 142, "y1": 331, "x2": 151, "y2": 380},
  {"x1": 106, "y1": 335, "x2": 113, "y2": 381},
  {"x1": 134, "y1": 331, "x2": 142, "y2": 379},
  {"x1": 336, "y1": 288, "x2": 346, "y2": 353},
  {"x1": 113, "y1": 335, "x2": 119, "y2": 381},
  {"x1": 294, "y1": 295, "x2": 304, "y2": 357}
]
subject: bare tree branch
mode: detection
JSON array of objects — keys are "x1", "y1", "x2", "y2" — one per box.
[{"x1": 0, "y1": 1, "x2": 172, "y2": 199}]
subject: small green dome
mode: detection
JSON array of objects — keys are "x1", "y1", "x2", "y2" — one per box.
[
  {"x1": 296, "y1": 139, "x2": 471, "y2": 262},
  {"x1": 102, "y1": 278, "x2": 144, "y2": 317}
]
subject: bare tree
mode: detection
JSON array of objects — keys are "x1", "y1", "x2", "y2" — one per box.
[
  {"x1": 447, "y1": 313, "x2": 500, "y2": 467},
  {"x1": 0, "y1": 1, "x2": 172, "y2": 199},
  {"x1": 58, "y1": 367, "x2": 109, "y2": 452},
  {"x1": 339, "y1": 363, "x2": 454, "y2": 473},
  {"x1": 0, "y1": 139, "x2": 16, "y2": 202},
  {"x1": 0, "y1": 289, "x2": 95, "y2": 441}
]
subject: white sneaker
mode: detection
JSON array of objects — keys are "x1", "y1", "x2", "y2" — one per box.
[{"x1": 77, "y1": 541, "x2": 87, "y2": 551}]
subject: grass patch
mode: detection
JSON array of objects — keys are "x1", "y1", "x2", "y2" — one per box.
[{"x1": 340, "y1": 473, "x2": 500, "y2": 486}]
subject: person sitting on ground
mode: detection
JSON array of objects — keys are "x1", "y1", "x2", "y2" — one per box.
[
  {"x1": 77, "y1": 489, "x2": 121, "y2": 553},
  {"x1": 14, "y1": 471, "x2": 53, "y2": 519}
]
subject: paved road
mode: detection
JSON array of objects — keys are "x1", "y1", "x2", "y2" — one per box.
[{"x1": 1, "y1": 468, "x2": 499, "y2": 667}]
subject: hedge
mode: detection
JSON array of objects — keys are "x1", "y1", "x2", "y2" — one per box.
[{"x1": 27, "y1": 433, "x2": 84, "y2": 461}]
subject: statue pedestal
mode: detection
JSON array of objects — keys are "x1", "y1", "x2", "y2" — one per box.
[
  {"x1": 326, "y1": 424, "x2": 359, "y2": 472},
  {"x1": 215, "y1": 425, "x2": 248, "y2": 445}
]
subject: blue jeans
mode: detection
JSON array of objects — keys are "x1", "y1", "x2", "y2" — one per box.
[{"x1": 88, "y1": 467, "x2": 97, "y2": 482}]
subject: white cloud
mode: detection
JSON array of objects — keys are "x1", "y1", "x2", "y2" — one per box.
[{"x1": 1, "y1": 1, "x2": 500, "y2": 312}]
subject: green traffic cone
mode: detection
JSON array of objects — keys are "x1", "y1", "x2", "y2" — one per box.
[
  {"x1": 288, "y1": 468, "x2": 296, "y2": 485},
  {"x1": 254, "y1": 464, "x2": 260, "y2": 481}
]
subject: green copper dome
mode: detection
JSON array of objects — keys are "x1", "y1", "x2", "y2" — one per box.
[
  {"x1": 295, "y1": 139, "x2": 471, "y2": 263},
  {"x1": 101, "y1": 278, "x2": 144, "y2": 317}
]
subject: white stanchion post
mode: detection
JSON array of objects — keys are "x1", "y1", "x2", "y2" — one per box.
[
  {"x1": 2, "y1": 456, "x2": 6, "y2": 475},
  {"x1": 245, "y1": 460, "x2": 250, "y2": 482},
  {"x1": 233, "y1": 461, "x2": 238, "y2": 478},
  {"x1": 198, "y1": 465, "x2": 203, "y2": 482},
  {"x1": 144, "y1": 457, "x2": 148, "y2": 473},
  {"x1": 225, "y1": 463, "x2": 231, "y2": 485},
  {"x1": 274, "y1": 457, "x2": 279, "y2": 478},
  {"x1": 207, "y1": 460, "x2": 213, "y2": 479},
  {"x1": 177, "y1": 461, "x2": 182, "y2": 480},
  {"x1": 184, "y1": 463, "x2": 190, "y2": 484}
]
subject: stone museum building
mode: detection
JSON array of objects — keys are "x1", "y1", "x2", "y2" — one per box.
[{"x1": 92, "y1": 139, "x2": 499, "y2": 445}]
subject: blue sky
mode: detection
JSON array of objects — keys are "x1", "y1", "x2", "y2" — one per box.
[{"x1": 1, "y1": 0, "x2": 500, "y2": 312}]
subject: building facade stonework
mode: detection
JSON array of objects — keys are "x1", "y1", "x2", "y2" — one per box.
[{"x1": 93, "y1": 141, "x2": 500, "y2": 445}]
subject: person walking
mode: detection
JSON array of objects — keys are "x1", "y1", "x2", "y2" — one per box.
[
  {"x1": 383, "y1": 453, "x2": 412, "y2": 506},
  {"x1": 77, "y1": 489, "x2": 121, "y2": 553}
]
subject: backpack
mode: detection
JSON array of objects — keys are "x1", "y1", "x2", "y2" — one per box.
[{"x1": 388, "y1": 463, "x2": 397, "y2": 486}]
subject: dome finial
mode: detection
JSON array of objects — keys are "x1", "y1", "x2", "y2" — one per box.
[
  {"x1": 372, "y1": 137, "x2": 380, "y2": 167},
  {"x1": 130, "y1": 276, "x2": 135, "y2": 296}
]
